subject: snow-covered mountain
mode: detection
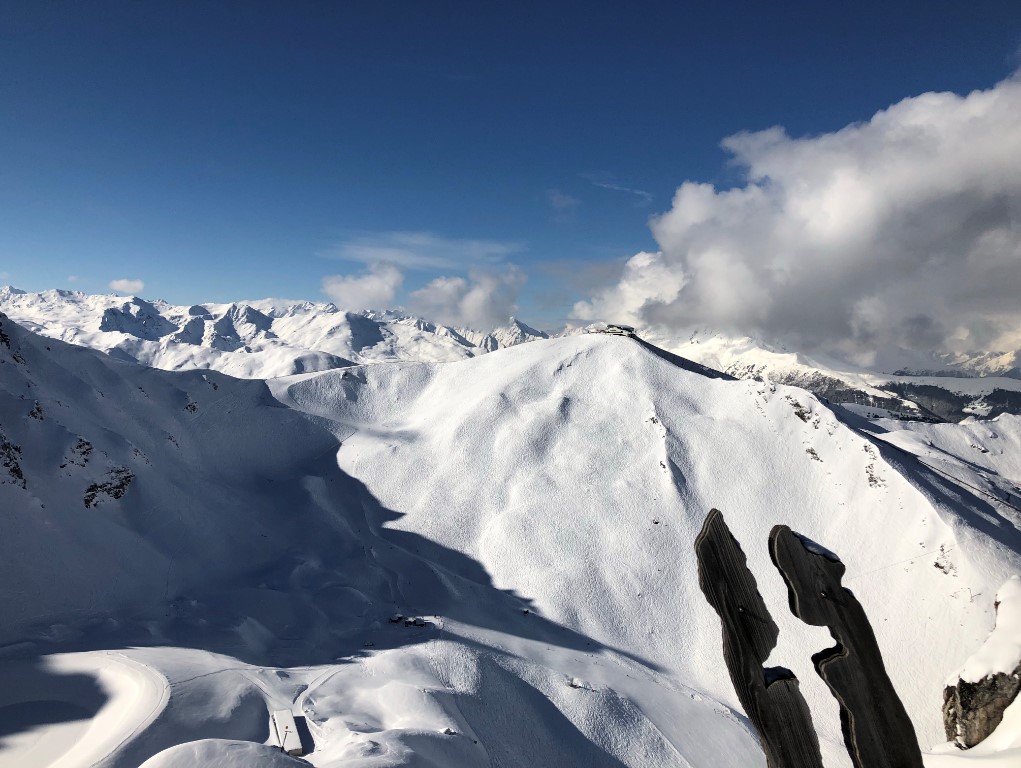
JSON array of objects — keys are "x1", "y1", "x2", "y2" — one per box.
[
  {"x1": 455, "y1": 316, "x2": 549, "y2": 352},
  {"x1": 650, "y1": 327, "x2": 1021, "y2": 422},
  {"x1": 929, "y1": 348, "x2": 1021, "y2": 380},
  {"x1": 0, "y1": 287, "x2": 547, "y2": 379},
  {"x1": 1, "y1": 312, "x2": 1019, "y2": 766},
  {"x1": 6, "y1": 286, "x2": 1021, "y2": 423}
]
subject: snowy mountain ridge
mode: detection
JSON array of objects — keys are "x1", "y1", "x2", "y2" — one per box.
[
  {"x1": 5, "y1": 286, "x2": 1021, "y2": 423},
  {"x1": 644, "y1": 327, "x2": 1021, "y2": 422}
]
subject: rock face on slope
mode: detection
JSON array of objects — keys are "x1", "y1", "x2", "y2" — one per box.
[
  {"x1": 943, "y1": 576, "x2": 1021, "y2": 748},
  {"x1": 98, "y1": 297, "x2": 177, "y2": 339},
  {"x1": 943, "y1": 669, "x2": 1021, "y2": 748}
]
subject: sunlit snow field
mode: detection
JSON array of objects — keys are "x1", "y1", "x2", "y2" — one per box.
[{"x1": 1, "y1": 312, "x2": 1019, "y2": 767}]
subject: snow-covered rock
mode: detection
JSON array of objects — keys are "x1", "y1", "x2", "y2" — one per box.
[
  {"x1": 457, "y1": 316, "x2": 549, "y2": 352},
  {"x1": 943, "y1": 577, "x2": 1021, "y2": 747},
  {"x1": 931, "y1": 349, "x2": 1021, "y2": 381}
]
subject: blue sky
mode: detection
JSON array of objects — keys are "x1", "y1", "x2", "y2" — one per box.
[{"x1": 2, "y1": 1, "x2": 1020, "y2": 329}]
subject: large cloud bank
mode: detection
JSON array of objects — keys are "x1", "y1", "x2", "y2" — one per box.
[{"x1": 575, "y1": 74, "x2": 1021, "y2": 361}]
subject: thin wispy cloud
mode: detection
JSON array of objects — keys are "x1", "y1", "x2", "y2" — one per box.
[
  {"x1": 324, "y1": 231, "x2": 525, "y2": 270},
  {"x1": 109, "y1": 278, "x2": 145, "y2": 294},
  {"x1": 584, "y1": 173, "x2": 653, "y2": 207},
  {"x1": 575, "y1": 72, "x2": 1021, "y2": 362}
]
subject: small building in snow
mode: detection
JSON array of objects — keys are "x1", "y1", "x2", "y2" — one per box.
[{"x1": 271, "y1": 709, "x2": 303, "y2": 756}]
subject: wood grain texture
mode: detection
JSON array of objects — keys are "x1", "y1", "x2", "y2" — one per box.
[
  {"x1": 695, "y1": 509, "x2": 824, "y2": 768},
  {"x1": 769, "y1": 525, "x2": 924, "y2": 768}
]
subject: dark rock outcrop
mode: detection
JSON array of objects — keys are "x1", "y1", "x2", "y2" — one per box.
[
  {"x1": 83, "y1": 466, "x2": 134, "y2": 508},
  {"x1": 943, "y1": 665, "x2": 1021, "y2": 748},
  {"x1": 943, "y1": 577, "x2": 1021, "y2": 748}
]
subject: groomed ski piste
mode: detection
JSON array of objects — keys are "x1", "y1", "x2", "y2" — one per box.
[{"x1": 1, "y1": 311, "x2": 1019, "y2": 767}]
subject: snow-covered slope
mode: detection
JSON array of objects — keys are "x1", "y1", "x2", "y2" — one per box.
[
  {"x1": 0, "y1": 311, "x2": 348, "y2": 636},
  {"x1": 861, "y1": 413, "x2": 1021, "y2": 503},
  {"x1": 0, "y1": 287, "x2": 547, "y2": 379},
  {"x1": 276, "y1": 335, "x2": 1021, "y2": 765},
  {"x1": 2, "y1": 314, "x2": 1019, "y2": 767},
  {"x1": 665, "y1": 327, "x2": 1021, "y2": 383}
]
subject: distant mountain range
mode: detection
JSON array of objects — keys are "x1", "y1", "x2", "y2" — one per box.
[
  {"x1": 2, "y1": 286, "x2": 1020, "y2": 421},
  {"x1": 0, "y1": 287, "x2": 548, "y2": 379}
]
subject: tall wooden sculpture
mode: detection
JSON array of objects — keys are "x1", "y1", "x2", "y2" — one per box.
[
  {"x1": 695, "y1": 508, "x2": 925, "y2": 767},
  {"x1": 769, "y1": 525, "x2": 924, "y2": 768},
  {"x1": 695, "y1": 509, "x2": 824, "y2": 768}
]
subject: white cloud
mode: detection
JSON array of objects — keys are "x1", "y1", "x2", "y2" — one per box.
[
  {"x1": 109, "y1": 278, "x2": 145, "y2": 294},
  {"x1": 408, "y1": 266, "x2": 525, "y2": 330},
  {"x1": 573, "y1": 252, "x2": 686, "y2": 327},
  {"x1": 321, "y1": 264, "x2": 403, "y2": 311},
  {"x1": 326, "y1": 231, "x2": 524, "y2": 270},
  {"x1": 67, "y1": 275, "x2": 79, "y2": 283},
  {"x1": 576, "y1": 73, "x2": 1021, "y2": 357}
]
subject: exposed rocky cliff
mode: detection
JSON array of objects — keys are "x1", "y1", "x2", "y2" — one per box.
[{"x1": 943, "y1": 577, "x2": 1021, "y2": 748}]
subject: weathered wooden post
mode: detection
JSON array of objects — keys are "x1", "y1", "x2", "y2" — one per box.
[{"x1": 695, "y1": 509, "x2": 824, "y2": 768}]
